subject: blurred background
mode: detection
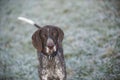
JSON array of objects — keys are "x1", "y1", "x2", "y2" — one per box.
[{"x1": 0, "y1": 0, "x2": 120, "y2": 80}]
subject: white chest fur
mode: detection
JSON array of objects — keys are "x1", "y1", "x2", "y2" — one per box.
[{"x1": 40, "y1": 53, "x2": 65, "y2": 80}]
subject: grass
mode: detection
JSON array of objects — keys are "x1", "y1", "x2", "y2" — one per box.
[{"x1": 0, "y1": 0, "x2": 120, "y2": 80}]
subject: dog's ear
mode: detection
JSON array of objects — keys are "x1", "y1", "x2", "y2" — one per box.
[
  {"x1": 56, "y1": 27, "x2": 64, "y2": 43},
  {"x1": 32, "y1": 29, "x2": 42, "y2": 52}
]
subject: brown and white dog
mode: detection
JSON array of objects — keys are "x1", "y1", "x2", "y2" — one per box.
[{"x1": 18, "y1": 17, "x2": 66, "y2": 80}]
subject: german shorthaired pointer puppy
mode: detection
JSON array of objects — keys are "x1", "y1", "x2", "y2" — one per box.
[{"x1": 18, "y1": 17, "x2": 66, "y2": 80}]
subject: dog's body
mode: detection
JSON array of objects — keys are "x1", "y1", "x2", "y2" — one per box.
[
  {"x1": 18, "y1": 17, "x2": 66, "y2": 80},
  {"x1": 32, "y1": 25, "x2": 66, "y2": 80}
]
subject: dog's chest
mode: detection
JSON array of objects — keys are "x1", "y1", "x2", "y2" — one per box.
[{"x1": 41, "y1": 54, "x2": 64, "y2": 80}]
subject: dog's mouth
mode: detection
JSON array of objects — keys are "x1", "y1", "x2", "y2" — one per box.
[
  {"x1": 45, "y1": 45, "x2": 57, "y2": 55},
  {"x1": 45, "y1": 45, "x2": 57, "y2": 60},
  {"x1": 45, "y1": 37, "x2": 57, "y2": 55}
]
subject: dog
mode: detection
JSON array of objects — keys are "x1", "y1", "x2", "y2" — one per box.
[{"x1": 18, "y1": 17, "x2": 66, "y2": 80}]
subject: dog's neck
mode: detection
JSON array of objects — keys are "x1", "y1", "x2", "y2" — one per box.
[{"x1": 37, "y1": 51, "x2": 56, "y2": 71}]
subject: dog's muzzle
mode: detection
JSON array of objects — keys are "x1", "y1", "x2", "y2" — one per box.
[{"x1": 46, "y1": 38, "x2": 56, "y2": 54}]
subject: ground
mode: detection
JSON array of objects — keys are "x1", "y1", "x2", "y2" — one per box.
[{"x1": 0, "y1": 0, "x2": 120, "y2": 80}]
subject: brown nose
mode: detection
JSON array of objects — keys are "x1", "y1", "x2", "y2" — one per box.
[
  {"x1": 47, "y1": 43, "x2": 54, "y2": 49},
  {"x1": 47, "y1": 38, "x2": 54, "y2": 49}
]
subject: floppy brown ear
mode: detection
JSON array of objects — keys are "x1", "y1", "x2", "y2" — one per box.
[
  {"x1": 32, "y1": 29, "x2": 42, "y2": 52},
  {"x1": 56, "y1": 27, "x2": 64, "y2": 43}
]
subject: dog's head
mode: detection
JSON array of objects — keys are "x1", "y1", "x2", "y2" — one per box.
[{"x1": 32, "y1": 25, "x2": 64, "y2": 55}]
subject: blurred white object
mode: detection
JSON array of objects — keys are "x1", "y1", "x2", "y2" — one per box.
[{"x1": 18, "y1": 17, "x2": 35, "y2": 25}]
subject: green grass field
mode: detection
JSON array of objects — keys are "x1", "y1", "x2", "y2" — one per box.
[{"x1": 0, "y1": 0, "x2": 120, "y2": 80}]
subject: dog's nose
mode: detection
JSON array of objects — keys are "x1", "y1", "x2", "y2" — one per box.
[
  {"x1": 47, "y1": 38, "x2": 54, "y2": 49},
  {"x1": 47, "y1": 43, "x2": 54, "y2": 49}
]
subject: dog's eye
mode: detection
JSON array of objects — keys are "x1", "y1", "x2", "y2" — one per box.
[
  {"x1": 52, "y1": 32, "x2": 57, "y2": 36},
  {"x1": 42, "y1": 34, "x2": 47, "y2": 38}
]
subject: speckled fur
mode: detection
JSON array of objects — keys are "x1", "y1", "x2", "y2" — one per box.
[{"x1": 37, "y1": 49, "x2": 66, "y2": 80}]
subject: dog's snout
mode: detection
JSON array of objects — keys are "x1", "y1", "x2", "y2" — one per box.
[
  {"x1": 47, "y1": 38, "x2": 54, "y2": 49},
  {"x1": 48, "y1": 44, "x2": 54, "y2": 49}
]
